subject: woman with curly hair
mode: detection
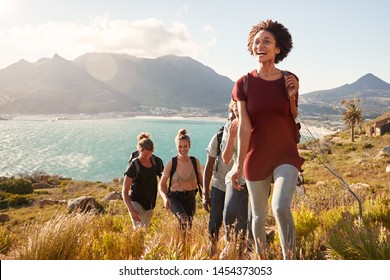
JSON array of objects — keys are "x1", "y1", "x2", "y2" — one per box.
[{"x1": 230, "y1": 19, "x2": 305, "y2": 259}]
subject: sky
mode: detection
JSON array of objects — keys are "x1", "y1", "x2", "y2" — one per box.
[{"x1": 0, "y1": 0, "x2": 389, "y2": 94}]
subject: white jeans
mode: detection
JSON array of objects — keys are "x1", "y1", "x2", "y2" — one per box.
[
  {"x1": 246, "y1": 164, "x2": 298, "y2": 259},
  {"x1": 130, "y1": 201, "x2": 153, "y2": 229}
]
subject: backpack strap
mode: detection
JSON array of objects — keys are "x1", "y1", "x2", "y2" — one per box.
[
  {"x1": 128, "y1": 150, "x2": 139, "y2": 164},
  {"x1": 190, "y1": 156, "x2": 202, "y2": 198},
  {"x1": 282, "y1": 70, "x2": 301, "y2": 144},
  {"x1": 215, "y1": 126, "x2": 224, "y2": 172},
  {"x1": 168, "y1": 156, "x2": 178, "y2": 193},
  {"x1": 243, "y1": 74, "x2": 249, "y2": 96}
]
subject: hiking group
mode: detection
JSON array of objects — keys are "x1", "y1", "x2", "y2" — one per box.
[{"x1": 122, "y1": 19, "x2": 304, "y2": 260}]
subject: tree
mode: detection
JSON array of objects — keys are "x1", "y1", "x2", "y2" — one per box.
[{"x1": 340, "y1": 98, "x2": 364, "y2": 142}]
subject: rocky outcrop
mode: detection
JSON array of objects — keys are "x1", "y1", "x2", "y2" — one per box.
[
  {"x1": 104, "y1": 191, "x2": 122, "y2": 202},
  {"x1": 378, "y1": 146, "x2": 390, "y2": 157},
  {"x1": 33, "y1": 199, "x2": 67, "y2": 208},
  {"x1": 67, "y1": 196, "x2": 98, "y2": 213}
]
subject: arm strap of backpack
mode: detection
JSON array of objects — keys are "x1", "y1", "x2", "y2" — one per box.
[
  {"x1": 190, "y1": 156, "x2": 202, "y2": 197},
  {"x1": 168, "y1": 156, "x2": 177, "y2": 193}
]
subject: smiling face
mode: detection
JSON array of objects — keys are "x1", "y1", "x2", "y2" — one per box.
[
  {"x1": 252, "y1": 30, "x2": 280, "y2": 64},
  {"x1": 139, "y1": 149, "x2": 153, "y2": 161},
  {"x1": 176, "y1": 139, "x2": 190, "y2": 156}
]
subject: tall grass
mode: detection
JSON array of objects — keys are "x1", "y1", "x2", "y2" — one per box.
[
  {"x1": 16, "y1": 212, "x2": 95, "y2": 259},
  {"x1": 327, "y1": 216, "x2": 390, "y2": 260},
  {"x1": 2, "y1": 132, "x2": 389, "y2": 260}
]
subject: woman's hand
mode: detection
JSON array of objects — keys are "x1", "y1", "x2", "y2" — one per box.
[
  {"x1": 162, "y1": 196, "x2": 171, "y2": 210},
  {"x1": 202, "y1": 195, "x2": 211, "y2": 212},
  {"x1": 129, "y1": 209, "x2": 141, "y2": 222},
  {"x1": 231, "y1": 166, "x2": 244, "y2": 191},
  {"x1": 284, "y1": 74, "x2": 299, "y2": 100}
]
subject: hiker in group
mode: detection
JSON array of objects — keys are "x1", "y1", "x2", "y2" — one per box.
[
  {"x1": 230, "y1": 19, "x2": 305, "y2": 259},
  {"x1": 220, "y1": 99, "x2": 253, "y2": 259},
  {"x1": 203, "y1": 108, "x2": 235, "y2": 257},
  {"x1": 122, "y1": 132, "x2": 164, "y2": 229},
  {"x1": 158, "y1": 128, "x2": 203, "y2": 231}
]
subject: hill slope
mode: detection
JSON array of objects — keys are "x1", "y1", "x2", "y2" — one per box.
[
  {"x1": 300, "y1": 73, "x2": 390, "y2": 119},
  {"x1": 0, "y1": 53, "x2": 234, "y2": 115}
]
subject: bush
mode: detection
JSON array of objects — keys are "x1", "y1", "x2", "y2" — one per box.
[
  {"x1": 0, "y1": 179, "x2": 33, "y2": 195},
  {"x1": 327, "y1": 216, "x2": 390, "y2": 260},
  {"x1": 294, "y1": 207, "x2": 321, "y2": 239},
  {"x1": 8, "y1": 194, "x2": 34, "y2": 207},
  {"x1": 0, "y1": 200, "x2": 8, "y2": 209}
]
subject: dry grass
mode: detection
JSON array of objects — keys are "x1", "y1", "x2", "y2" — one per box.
[{"x1": 0, "y1": 131, "x2": 389, "y2": 260}]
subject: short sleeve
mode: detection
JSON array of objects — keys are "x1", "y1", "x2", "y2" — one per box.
[
  {"x1": 232, "y1": 75, "x2": 247, "y2": 102},
  {"x1": 205, "y1": 133, "x2": 218, "y2": 158},
  {"x1": 124, "y1": 161, "x2": 136, "y2": 178}
]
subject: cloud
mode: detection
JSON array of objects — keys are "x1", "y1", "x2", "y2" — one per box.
[{"x1": 0, "y1": 15, "x2": 200, "y2": 63}]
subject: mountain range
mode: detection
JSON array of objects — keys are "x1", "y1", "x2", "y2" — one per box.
[
  {"x1": 300, "y1": 73, "x2": 390, "y2": 119},
  {"x1": 0, "y1": 53, "x2": 389, "y2": 118}
]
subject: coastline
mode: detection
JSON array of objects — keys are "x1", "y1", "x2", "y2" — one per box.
[
  {"x1": 2, "y1": 113, "x2": 336, "y2": 137},
  {"x1": 133, "y1": 115, "x2": 227, "y2": 123},
  {"x1": 3, "y1": 113, "x2": 228, "y2": 123}
]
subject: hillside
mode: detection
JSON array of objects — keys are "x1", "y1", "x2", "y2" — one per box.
[
  {"x1": 0, "y1": 53, "x2": 234, "y2": 115},
  {"x1": 300, "y1": 73, "x2": 390, "y2": 119},
  {"x1": 0, "y1": 130, "x2": 389, "y2": 260}
]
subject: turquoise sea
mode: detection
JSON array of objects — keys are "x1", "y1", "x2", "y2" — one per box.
[{"x1": 0, "y1": 117, "x2": 226, "y2": 182}]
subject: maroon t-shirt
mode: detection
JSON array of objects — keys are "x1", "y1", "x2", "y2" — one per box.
[{"x1": 232, "y1": 70, "x2": 304, "y2": 181}]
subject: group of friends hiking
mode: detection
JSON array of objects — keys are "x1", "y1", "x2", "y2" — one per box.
[{"x1": 122, "y1": 19, "x2": 304, "y2": 260}]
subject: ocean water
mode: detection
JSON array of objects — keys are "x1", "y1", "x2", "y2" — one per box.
[{"x1": 0, "y1": 117, "x2": 226, "y2": 182}]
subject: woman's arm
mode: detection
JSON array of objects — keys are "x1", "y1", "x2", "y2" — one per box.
[
  {"x1": 202, "y1": 155, "x2": 215, "y2": 212},
  {"x1": 196, "y1": 157, "x2": 204, "y2": 193},
  {"x1": 222, "y1": 119, "x2": 238, "y2": 164},
  {"x1": 284, "y1": 74, "x2": 299, "y2": 119},
  {"x1": 231, "y1": 100, "x2": 252, "y2": 190},
  {"x1": 122, "y1": 175, "x2": 141, "y2": 221}
]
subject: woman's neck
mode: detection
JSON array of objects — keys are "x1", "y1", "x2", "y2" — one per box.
[
  {"x1": 138, "y1": 156, "x2": 152, "y2": 167},
  {"x1": 257, "y1": 64, "x2": 281, "y2": 80},
  {"x1": 177, "y1": 154, "x2": 190, "y2": 161}
]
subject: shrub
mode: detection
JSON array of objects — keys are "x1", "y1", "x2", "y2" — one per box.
[
  {"x1": 327, "y1": 217, "x2": 390, "y2": 260},
  {"x1": 294, "y1": 207, "x2": 321, "y2": 239},
  {"x1": 0, "y1": 179, "x2": 33, "y2": 195},
  {"x1": 0, "y1": 200, "x2": 8, "y2": 209},
  {"x1": 7, "y1": 194, "x2": 33, "y2": 207}
]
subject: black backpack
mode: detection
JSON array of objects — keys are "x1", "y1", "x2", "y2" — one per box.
[
  {"x1": 214, "y1": 126, "x2": 224, "y2": 172},
  {"x1": 169, "y1": 156, "x2": 202, "y2": 197},
  {"x1": 128, "y1": 150, "x2": 158, "y2": 182}
]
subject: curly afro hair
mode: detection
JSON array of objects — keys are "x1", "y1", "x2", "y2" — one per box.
[{"x1": 247, "y1": 19, "x2": 293, "y2": 64}]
